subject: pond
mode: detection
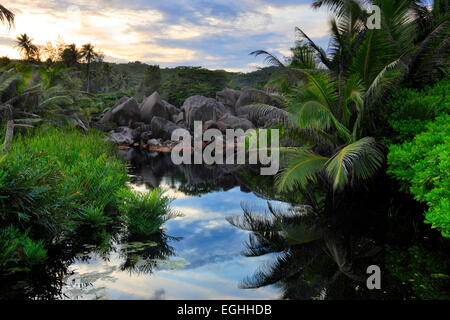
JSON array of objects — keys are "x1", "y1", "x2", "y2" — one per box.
[
  {"x1": 61, "y1": 151, "x2": 284, "y2": 300},
  {"x1": 2, "y1": 149, "x2": 449, "y2": 300}
]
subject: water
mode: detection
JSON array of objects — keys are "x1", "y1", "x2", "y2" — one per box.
[
  {"x1": 4, "y1": 150, "x2": 449, "y2": 300},
  {"x1": 61, "y1": 151, "x2": 284, "y2": 300}
]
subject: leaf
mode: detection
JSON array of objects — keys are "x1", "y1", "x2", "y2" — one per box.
[
  {"x1": 276, "y1": 149, "x2": 329, "y2": 192},
  {"x1": 325, "y1": 137, "x2": 384, "y2": 190}
]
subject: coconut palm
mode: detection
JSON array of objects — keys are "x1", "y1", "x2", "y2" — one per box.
[
  {"x1": 16, "y1": 34, "x2": 38, "y2": 61},
  {"x1": 60, "y1": 44, "x2": 81, "y2": 68},
  {"x1": 0, "y1": 4, "x2": 14, "y2": 29},
  {"x1": 80, "y1": 43, "x2": 97, "y2": 93},
  {"x1": 1, "y1": 63, "x2": 94, "y2": 154},
  {"x1": 247, "y1": 0, "x2": 448, "y2": 192}
]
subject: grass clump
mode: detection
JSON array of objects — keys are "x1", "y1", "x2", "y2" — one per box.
[{"x1": 118, "y1": 188, "x2": 174, "y2": 236}]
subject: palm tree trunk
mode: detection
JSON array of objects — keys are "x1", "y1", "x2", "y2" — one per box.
[
  {"x1": 1, "y1": 105, "x2": 14, "y2": 155},
  {"x1": 86, "y1": 57, "x2": 91, "y2": 93},
  {"x1": 1, "y1": 119, "x2": 14, "y2": 155}
]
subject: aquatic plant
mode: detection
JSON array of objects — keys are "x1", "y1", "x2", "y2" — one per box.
[{"x1": 117, "y1": 188, "x2": 175, "y2": 236}]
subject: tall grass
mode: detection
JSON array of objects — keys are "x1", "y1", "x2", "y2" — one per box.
[{"x1": 0, "y1": 126, "x2": 171, "y2": 274}]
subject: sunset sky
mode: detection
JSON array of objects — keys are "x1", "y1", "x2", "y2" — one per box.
[{"x1": 0, "y1": 0, "x2": 331, "y2": 72}]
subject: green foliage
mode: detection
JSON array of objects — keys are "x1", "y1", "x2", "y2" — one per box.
[
  {"x1": 388, "y1": 114, "x2": 450, "y2": 238},
  {"x1": 117, "y1": 188, "x2": 174, "y2": 236},
  {"x1": 386, "y1": 245, "x2": 450, "y2": 300},
  {"x1": 0, "y1": 56, "x2": 10, "y2": 68},
  {"x1": 0, "y1": 127, "x2": 168, "y2": 274},
  {"x1": 229, "y1": 67, "x2": 280, "y2": 90},
  {"x1": 0, "y1": 227, "x2": 46, "y2": 272},
  {"x1": 381, "y1": 78, "x2": 450, "y2": 144},
  {"x1": 74, "y1": 206, "x2": 110, "y2": 228},
  {"x1": 161, "y1": 67, "x2": 230, "y2": 106},
  {"x1": 135, "y1": 65, "x2": 162, "y2": 99}
]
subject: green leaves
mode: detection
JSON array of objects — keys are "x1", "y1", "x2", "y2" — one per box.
[
  {"x1": 325, "y1": 137, "x2": 384, "y2": 190},
  {"x1": 117, "y1": 188, "x2": 175, "y2": 236},
  {"x1": 276, "y1": 149, "x2": 329, "y2": 192},
  {"x1": 388, "y1": 114, "x2": 450, "y2": 238}
]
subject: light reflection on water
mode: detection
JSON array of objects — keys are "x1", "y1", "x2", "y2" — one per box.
[{"x1": 63, "y1": 162, "x2": 283, "y2": 300}]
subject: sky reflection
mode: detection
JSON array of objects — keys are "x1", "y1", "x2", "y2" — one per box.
[{"x1": 65, "y1": 176, "x2": 282, "y2": 300}]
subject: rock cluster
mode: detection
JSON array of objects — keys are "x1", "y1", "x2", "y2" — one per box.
[{"x1": 98, "y1": 87, "x2": 286, "y2": 152}]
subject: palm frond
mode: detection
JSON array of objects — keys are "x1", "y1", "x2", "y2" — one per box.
[
  {"x1": 249, "y1": 50, "x2": 286, "y2": 68},
  {"x1": 295, "y1": 27, "x2": 332, "y2": 69},
  {"x1": 0, "y1": 4, "x2": 14, "y2": 29},
  {"x1": 365, "y1": 58, "x2": 401, "y2": 101},
  {"x1": 241, "y1": 103, "x2": 291, "y2": 127},
  {"x1": 293, "y1": 100, "x2": 333, "y2": 131},
  {"x1": 276, "y1": 149, "x2": 329, "y2": 192},
  {"x1": 325, "y1": 137, "x2": 384, "y2": 190}
]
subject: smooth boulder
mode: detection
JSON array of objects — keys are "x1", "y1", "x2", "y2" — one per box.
[
  {"x1": 140, "y1": 92, "x2": 170, "y2": 123},
  {"x1": 182, "y1": 95, "x2": 227, "y2": 130},
  {"x1": 218, "y1": 113, "x2": 255, "y2": 131},
  {"x1": 151, "y1": 116, "x2": 180, "y2": 141},
  {"x1": 100, "y1": 97, "x2": 141, "y2": 126},
  {"x1": 216, "y1": 88, "x2": 241, "y2": 114},
  {"x1": 109, "y1": 127, "x2": 134, "y2": 145}
]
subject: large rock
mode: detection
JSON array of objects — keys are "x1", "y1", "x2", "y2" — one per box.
[
  {"x1": 163, "y1": 100, "x2": 180, "y2": 117},
  {"x1": 172, "y1": 112, "x2": 184, "y2": 125},
  {"x1": 140, "y1": 92, "x2": 170, "y2": 123},
  {"x1": 151, "y1": 116, "x2": 180, "y2": 141},
  {"x1": 100, "y1": 97, "x2": 141, "y2": 126},
  {"x1": 182, "y1": 95, "x2": 227, "y2": 130},
  {"x1": 216, "y1": 88, "x2": 241, "y2": 114},
  {"x1": 109, "y1": 127, "x2": 134, "y2": 145},
  {"x1": 235, "y1": 87, "x2": 285, "y2": 113},
  {"x1": 218, "y1": 113, "x2": 255, "y2": 131}
]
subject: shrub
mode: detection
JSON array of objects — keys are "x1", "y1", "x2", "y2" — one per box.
[
  {"x1": 0, "y1": 127, "x2": 170, "y2": 273},
  {"x1": 118, "y1": 188, "x2": 174, "y2": 236},
  {"x1": 0, "y1": 227, "x2": 47, "y2": 272},
  {"x1": 381, "y1": 78, "x2": 449, "y2": 144},
  {"x1": 388, "y1": 115, "x2": 450, "y2": 238}
]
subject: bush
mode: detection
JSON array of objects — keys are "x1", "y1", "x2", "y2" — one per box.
[
  {"x1": 381, "y1": 78, "x2": 449, "y2": 144},
  {"x1": 0, "y1": 227, "x2": 47, "y2": 272},
  {"x1": 0, "y1": 127, "x2": 170, "y2": 274},
  {"x1": 117, "y1": 188, "x2": 174, "y2": 236},
  {"x1": 388, "y1": 115, "x2": 450, "y2": 238}
]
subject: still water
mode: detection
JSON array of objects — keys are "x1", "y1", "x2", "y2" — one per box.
[
  {"x1": 61, "y1": 151, "x2": 284, "y2": 300},
  {"x1": 8, "y1": 149, "x2": 447, "y2": 300}
]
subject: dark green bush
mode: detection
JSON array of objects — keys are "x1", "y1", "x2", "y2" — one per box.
[
  {"x1": 388, "y1": 115, "x2": 450, "y2": 238},
  {"x1": 386, "y1": 245, "x2": 450, "y2": 300},
  {"x1": 381, "y1": 78, "x2": 449, "y2": 144}
]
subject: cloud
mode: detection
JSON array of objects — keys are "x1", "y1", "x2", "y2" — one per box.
[{"x1": 1, "y1": 0, "x2": 331, "y2": 71}]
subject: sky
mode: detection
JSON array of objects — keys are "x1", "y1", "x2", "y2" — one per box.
[{"x1": 0, "y1": 0, "x2": 331, "y2": 72}]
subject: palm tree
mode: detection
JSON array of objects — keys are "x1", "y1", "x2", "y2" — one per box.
[
  {"x1": 1, "y1": 63, "x2": 94, "y2": 154},
  {"x1": 247, "y1": 0, "x2": 448, "y2": 192},
  {"x1": 60, "y1": 44, "x2": 81, "y2": 68},
  {"x1": 0, "y1": 4, "x2": 14, "y2": 29},
  {"x1": 16, "y1": 34, "x2": 38, "y2": 61},
  {"x1": 80, "y1": 43, "x2": 97, "y2": 93}
]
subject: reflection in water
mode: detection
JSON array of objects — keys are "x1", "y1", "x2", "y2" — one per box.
[
  {"x1": 228, "y1": 203, "x2": 384, "y2": 299},
  {"x1": 2, "y1": 149, "x2": 449, "y2": 299}
]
